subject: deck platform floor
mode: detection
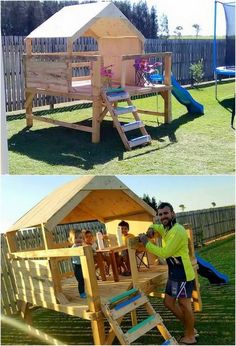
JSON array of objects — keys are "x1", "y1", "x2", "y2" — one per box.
[
  {"x1": 61, "y1": 264, "x2": 168, "y2": 307},
  {"x1": 28, "y1": 81, "x2": 171, "y2": 101}
]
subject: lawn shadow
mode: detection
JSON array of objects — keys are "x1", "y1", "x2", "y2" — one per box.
[
  {"x1": 145, "y1": 111, "x2": 203, "y2": 143},
  {"x1": 8, "y1": 112, "x2": 203, "y2": 171},
  {"x1": 218, "y1": 97, "x2": 235, "y2": 129},
  {"x1": 8, "y1": 121, "x2": 125, "y2": 170}
]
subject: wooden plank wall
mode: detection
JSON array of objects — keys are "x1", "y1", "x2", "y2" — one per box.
[
  {"x1": 176, "y1": 205, "x2": 235, "y2": 246},
  {"x1": 11, "y1": 259, "x2": 58, "y2": 306},
  {"x1": 2, "y1": 36, "x2": 227, "y2": 112},
  {"x1": 1, "y1": 235, "x2": 19, "y2": 315}
]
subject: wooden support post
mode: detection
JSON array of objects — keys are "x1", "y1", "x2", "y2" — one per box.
[
  {"x1": 163, "y1": 53, "x2": 172, "y2": 124},
  {"x1": 41, "y1": 224, "x2": 64, "y2": 299},
  {"x1": 184, "y1": 224, "x2": 202, "y2": 312},
  {"x1": 25, "y1": 38, "x2": 32, "y2": 55},
  {"x1": 128, "y1": 238, "x2": 139, "y2": 287},
  {"x1": 25, "y1": 91, "x2": 34, "y2": 128},
  {"x1": 164, "y1": 53, "x2": 171, "y2": 87},
  {"x1": 67, "y1": 39, "x2": 73, "y2": 91},
  {"x1": 18, "y1": 301, "x2": 32, "y2": 325},
  {"x1": 161, "y1": 89, "x2": 172, "y2": 124},
  {"x1": 41, "y1": 224, "x2": 54, "y2": 250},
  {"x1": 121, "y1": 59, "x2": 126, "y2": 88},
  {"x1": 192, "y1": 268, "x2": 202, "y2": 312},
  {"x1": 24, "y1": 38, "x2": 34, "y2": 127},
  {"x1": 92, "y1": 56, "x2": 102, "y2": 144},
  {"x1": 81, "y1": 246, "x2": 105, "y2": 345},
  {"x1": 92, "y1": 98, "x2": 102, "y2": 143},
  {"x1": 5, "y1": 231, "x2": 18, "y2": 253}
]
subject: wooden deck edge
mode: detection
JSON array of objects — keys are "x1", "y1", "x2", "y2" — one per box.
[
  {"x1": 25, "y1": 88, "x2": 94, "y2": 101},
  {"x1": 16, "y1": 293, "x2": 99, "y2": 320}
]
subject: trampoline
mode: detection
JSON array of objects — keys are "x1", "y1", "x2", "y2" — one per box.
[{"x1": 213, "y1": 1, "x2": 235, "y2": 99}]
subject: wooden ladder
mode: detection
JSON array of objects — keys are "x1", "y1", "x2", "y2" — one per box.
[
  {"x1": 102, "y1": 288, "x2": 178, "y2": 345},
  {"x1": 102, "y1": 88, "x2": 151, "y2": 150}
]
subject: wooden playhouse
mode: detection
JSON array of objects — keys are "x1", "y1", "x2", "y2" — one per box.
[
  {"x1": 5, "y1": 176, "x2": 202, "y2": 345},
  {"x1": 24, "y1": 2, "x2": 172, "y2": 150}
]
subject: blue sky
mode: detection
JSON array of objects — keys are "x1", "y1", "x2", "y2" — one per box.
[
  {"x1": 1, "y1": 175, "x2": 235, "y2": 233},
  {"x1": 129, "y1": 0, "x2": 226, "y2": 36}
]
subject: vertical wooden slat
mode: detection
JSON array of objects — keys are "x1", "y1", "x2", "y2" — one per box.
[
  {"x1": 91, "y1": 55, "x2": 102, "y2": 144},
  {"x1": 81, "y1": 246, "x2": 105, "y2": 345},
  {"x1": 1, "y1": 235, "x2": 18, "y2": 315}
]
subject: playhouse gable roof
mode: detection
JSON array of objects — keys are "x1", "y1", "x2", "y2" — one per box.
[
  {"x1": 26, "y1": 2, "x2": 145, "y2": 42},
  {"x1": 6, "y1": 176, "x2": 155, "y2": 233}
]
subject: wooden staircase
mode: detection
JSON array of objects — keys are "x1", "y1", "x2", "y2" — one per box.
[
  {"x1": 102, "y1": 288, "x2": 178, "y2": 345},
  {"x1": 102, "y1": 88, "x2": 151, "y2": 150}
]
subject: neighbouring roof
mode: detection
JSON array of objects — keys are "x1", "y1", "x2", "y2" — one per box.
[
  {"x1": 26, "y1": 2, "x2": 145, "y2": 42},
  {"x1": 6, "y1": 176, "x2": 155, "y2": 233}
]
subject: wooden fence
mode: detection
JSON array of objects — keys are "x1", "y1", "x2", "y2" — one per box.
[
  {"x1": 2, "y1": 36, "x2": 227, "y2": 112},
  {"x1": 176, "y1": 205, "x2": 235, "y2": 246},
  {"x1": 1, "y1": 205, "x2": 234, "y2": 316}
]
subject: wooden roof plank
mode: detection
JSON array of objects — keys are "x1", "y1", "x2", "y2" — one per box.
[
  {"x1": 26, "y1": 2, "x2": 145, "y2": 42},
  {"x1": 6, "y1": 176, "x2": 155, "y2": 233}
]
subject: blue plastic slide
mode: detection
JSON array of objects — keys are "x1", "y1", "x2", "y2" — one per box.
[
  {"x1": 196, "y1": 254, "x2": 229, "y2": 284},
  {"x1": 171, "y1": 75, "x2": 204, "y2": 115}
]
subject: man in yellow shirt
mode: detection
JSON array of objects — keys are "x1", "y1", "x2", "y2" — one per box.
[{"x1": 139, "y1": 202, "x2": 197, "y2": 345}]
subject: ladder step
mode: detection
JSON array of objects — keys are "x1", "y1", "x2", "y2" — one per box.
[
  {"x1": 114, "y1": 293, "x2": 141, "y2": 311},
  {"x1": 106, "y1": 87, "x2": 125, "y2": 93},
  {"x1": 106, "y1": 91, "x2": 130, "y2": 102},
  {"x1": 125, "y1": 314, "x2": 162, "y2": 344},
  {"x1": 121, "y1": 120, "x2": 144, "y2": 132},
  {"x1": 110, "y1": 294, "x2": 149, "y2": 320},
  {"x1": 108, "y1": 288, "x2": 138, "y2": 305},
  {"x1": 114, "y1": 105, "x2": 137, "y2": 116},
  {"x1": 128, "y1": 135, "x2": 151, "y2": 148}
]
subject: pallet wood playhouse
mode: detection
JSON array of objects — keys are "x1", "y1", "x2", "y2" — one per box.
[
  {"x1": 24, "y1": 2, "x2": 172, "y2": 150},
  {"x1": 5, "y1": 176, "x2": 202, "y2": 345}
]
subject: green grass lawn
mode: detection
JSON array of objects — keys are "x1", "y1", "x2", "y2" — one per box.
[
  {"x1": 7, "y1": 81, "x2": 235, "y2": 175},
  {"x1": 1, "y1": 235, "x2": 235, "y2": 345}
]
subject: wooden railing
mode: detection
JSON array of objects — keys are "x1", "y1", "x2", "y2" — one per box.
[
  {"x1": 23, "y1": 52, "x2": 102, "y2": 94},
  {"x1": 120, "y1": 52, "x2": 172, "y2": 87}
]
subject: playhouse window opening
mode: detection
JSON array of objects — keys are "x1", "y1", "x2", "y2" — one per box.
[
  {"x1": 16, "y1": 227, "x2": 43, "y2": 250},
  {"x1": 31, "y1": 37, "x2": 98, "y2": 54},
  {"x1": 54, "y1": 220, "x2": 106, "y2": 242}
]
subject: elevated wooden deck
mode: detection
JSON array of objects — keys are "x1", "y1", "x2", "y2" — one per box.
[
  {"x1": 27, "y1": 80, "x2": 172, "y2": 101},
  {"x1": 36, "y1": 264, "x2": 169, "y2": 321},
  {"x1": 24, "y1": 52, "x2": 172, "y2": 144}
]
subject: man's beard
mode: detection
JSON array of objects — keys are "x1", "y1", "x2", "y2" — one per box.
[{"x1": 163, "y1": 217, "x2": 176, "y2": 229}]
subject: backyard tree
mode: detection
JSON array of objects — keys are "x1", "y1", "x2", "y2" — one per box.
[
  {"x1": 211, "y1": 202, "x2": 216, "y2": 207},
  {"x1": 158, "y1": 14, "x2": 169, "y2": 39},
  {"x1": 192, "y1": 23, "x2": 201, "y2": 38},
  {"x1": 143, "y1": 194, "x2": 158, "y2": 211},
  {"x1": 174, "y1": 25, "x2": 183, "y2": 38},
  {"x1": 179, "y1": 204, "x2": 186, "y2": 212}
]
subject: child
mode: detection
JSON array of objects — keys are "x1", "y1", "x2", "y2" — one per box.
[
  {"x1": 68, "y1": 229, "x2": 86, "y2": 298},
  {"x1": 83, "y1": 230, "x2": 111, "y2": 276},
  {"x1": 118, "y1": 220, "x2": 135, "y2": 276}
]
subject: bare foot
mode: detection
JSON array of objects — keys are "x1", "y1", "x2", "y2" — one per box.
[{"x1": 179, "y1": 336, "x2": 197, "y2": 345}]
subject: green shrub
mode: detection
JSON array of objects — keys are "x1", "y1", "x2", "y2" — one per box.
[{"x1": 190, "y1": 58, "x2": 204, "y2": 86}]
